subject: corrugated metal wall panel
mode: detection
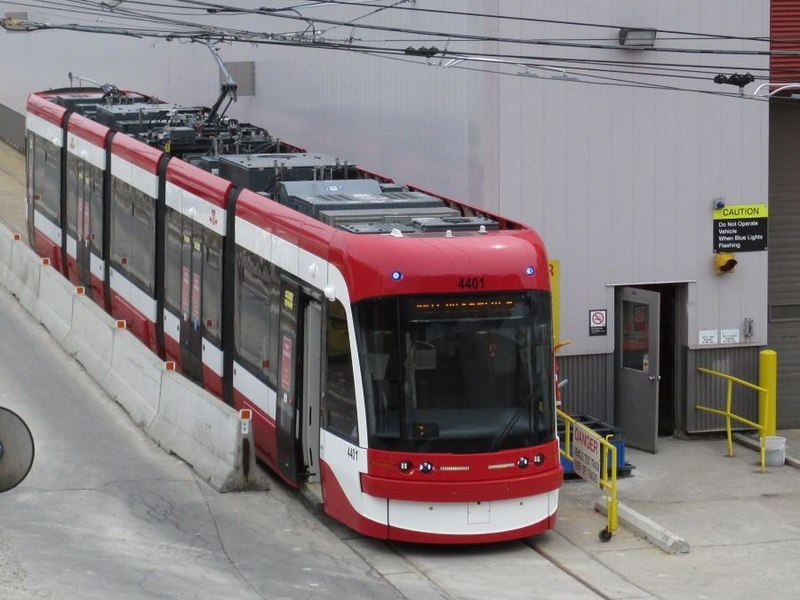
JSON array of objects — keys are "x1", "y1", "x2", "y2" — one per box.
[
  {"x1": 767, "y1": 101, "x2": 800, "y2": 427},
  {"x1": 769, "y1": 321, "x2": 800, "y2": 426},
  {"x1": 771, "y1": 0, "x2": 800, "y2": 81},
  {"x1": 685, "y1": 347, "x2": 761, "y2": 433},
  {"x1": 558, "y1": 354, "x2": 612, "y2": 421}
]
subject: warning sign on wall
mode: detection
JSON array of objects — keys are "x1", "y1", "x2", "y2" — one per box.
[
  {"x1": 589, "y1": 309, "x2": 607, "y2": 337},
  {"x1": 713, "y1": 203, "x2": 768, "y2": 253}
]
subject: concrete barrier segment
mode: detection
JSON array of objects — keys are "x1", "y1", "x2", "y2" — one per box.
[
  {"x1": 149, "y1": 371, "x2": 269, "y2": 492},
  {"x1": 100, "y1": 328, "x2": 162, "y2": 429},
  {"x1": 8, "y1": 238, "x2": 41, "y2": 308},
  {"x1": 30, "y1": 265, "x2": 75, "y2": 342},
  {"x1": 0, "y1": 223, "x2": 12, "y2": 284},
  {"x1": 0, "y1": 221, "x2": 266, "y2": 493},
  {"x1": 61, "y1": 295, "x2": 116, "y2": 382},
  {"x1": 595, "y1": 495, "x2": 690, "y2": 554}
]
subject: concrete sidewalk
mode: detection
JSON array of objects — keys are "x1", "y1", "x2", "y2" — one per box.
[{"x1": 536, "y1": 430, "x2": 800, "y2": 598}]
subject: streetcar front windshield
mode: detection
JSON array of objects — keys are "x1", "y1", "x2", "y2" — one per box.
[{"x1": 355, "y1": 292, "x2": 554, "y2": 453}]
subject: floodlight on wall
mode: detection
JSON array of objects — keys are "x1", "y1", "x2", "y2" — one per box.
[{"x1": 618, "y1": 27, "x2": 657, "y2": 48}]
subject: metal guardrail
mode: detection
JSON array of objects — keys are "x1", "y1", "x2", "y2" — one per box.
[
  {"x1": 557, "y1": 408, "x2": 619, "y2": 541},
  {"x1": 695, "y1": 349, "x2": 778, "y2": 473}
]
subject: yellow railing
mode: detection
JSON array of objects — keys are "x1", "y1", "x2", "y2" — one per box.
[
  {"x1": 695, "y1": 349, "x2": 778, "y2": 473},
  {"x1": 557, "y1": 409, "x2": 618, "y2": 541}
]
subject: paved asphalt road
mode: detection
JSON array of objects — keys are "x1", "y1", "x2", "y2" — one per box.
[{"x1": 0, "y1": 286, "x2": 406, "y2": 600}]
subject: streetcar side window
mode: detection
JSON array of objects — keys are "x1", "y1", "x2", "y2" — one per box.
[
  {"x1": 110, "y1": 177, "x2": 132, "y2": 272},
  {"x1": 110, "y1": 177, "x2": 155, "y2": 292},
  {"x1": 234, "y1": 248, "x2": 279, "y2": 385},
  {"x1": 202, "y1": 230, "x2": 223, "y2": 343},
  {"x1": 87, "y1": 164, "x2": 104, "y2": 255},
  {"x1": 164, "y1": 208, "x2": 182, "y2": 311},
  {"x1": 30, "y1": 135, "x2": 61, "y2": 222},
  {"x1": 26, "y1": 135, "x2": 34, "y2": 205},
  {"x1": 65, "y1": 153, "x2": 79, "y2": 237},
  {"x1": 130, "y1": 188, "x2": 155, "y2": 292},
  {"x1": 323, "y1": 300, "x2": 358, "y2": 444}
]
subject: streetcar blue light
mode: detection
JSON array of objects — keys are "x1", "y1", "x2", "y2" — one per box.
[
  {"x1": 526, "y1": 266, "x2": 535, "y2": 276},
  {"x1": 392, "y1": 271, "x2": 404, "y2": 281}
]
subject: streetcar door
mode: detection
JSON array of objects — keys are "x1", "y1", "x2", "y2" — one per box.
[
  {"x1": 302, "y1": 300, "x2": 322, "y2": 483},
  {"x1": 615, "y1": 287, "x2": 660, "y2": 453},
  {"x1": 179, "y1": 219, "x2": 203, "y2": 382},
  {"x1": 276, "y1": 278, "x2": 303, "y2": 484}
]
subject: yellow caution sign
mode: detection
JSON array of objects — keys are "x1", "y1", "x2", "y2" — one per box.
[{"x1": 712, "y1": 203, "x2": 768, "y2": 220}]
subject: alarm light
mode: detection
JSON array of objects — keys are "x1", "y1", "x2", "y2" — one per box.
[{"x1": 714, "y1": 252, "x2": 737, "y2": 274}]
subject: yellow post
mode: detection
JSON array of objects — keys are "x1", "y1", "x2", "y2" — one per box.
[{"x1": 759, "y1": 349, "x2": 778, "y2": 437}]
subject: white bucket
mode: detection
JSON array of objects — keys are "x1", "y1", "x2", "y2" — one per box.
[{"x1": 765, "y1": 436, "x2": 786, "y2": 467}]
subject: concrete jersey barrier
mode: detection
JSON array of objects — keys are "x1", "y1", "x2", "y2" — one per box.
[
  {"x1": 62, "y1": 295, "x2": 116, "y2": 382},
  {"x1": 0, "y1": 222, "x2": 264, "y2": 493},
  {"x1": 31, "y1": 264, "x2": 76, "y2": 343}
]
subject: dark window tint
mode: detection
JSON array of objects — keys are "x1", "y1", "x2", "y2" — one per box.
[
  {"x1": 203, "y1": 231, "x2": 223, "y2": 343},
  {"x1": 323, "y1": 300, "x2": 358, "y2": 443},
  {"x1": 234, "y1": 248, "x2": 279, "y2": 385},
  {"x1": 87, "y1": 163, "x2": 104, "y2": 255},
  {"x1": 356, "y1": 292, "x2": 554, "y2": 453},
  {"x1": 30, "y1": 135, "x2": 61, "y2": 222},
  {"x1": 66, "y1": 153, "x2": 79, "y2": 237},
  {"x1": 164, "y1": 208, "x2": 182, "y2": 310},
  {"x1": 110, "y1": 177, "x2": 155, "y2": 292}
]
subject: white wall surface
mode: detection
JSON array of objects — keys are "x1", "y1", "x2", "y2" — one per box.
[{"x1": 0, "y1": 0, "x2": 770, "y2": 355}]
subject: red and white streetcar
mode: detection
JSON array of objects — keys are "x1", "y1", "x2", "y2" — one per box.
[{"x1": 25, "y1": 83, "x2": 562, "y2": 543}]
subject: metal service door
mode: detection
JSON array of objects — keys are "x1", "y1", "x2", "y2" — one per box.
[
  {"x1": 616, "y1": 287, "x2": 660, "y2": 453},
  {"x1": 303, "y1": 301, "x2": 323, "y2": 484},
  {"x1": 276, "y1": 278, "x2": 303, "y2": 484},
  {"x1": 179, "y1": 220, "x2": 203, "y2": 381}
]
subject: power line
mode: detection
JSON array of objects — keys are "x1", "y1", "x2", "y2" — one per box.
[
  {"x1": 0, "y1": 0, "x2": 778, "y2": 99},
  {"x1": 16, "y1": 0, "x2": 787, "y2": 56},
  {"x1": 283, "y1": 0, "x2": 774, "y2": 44}
]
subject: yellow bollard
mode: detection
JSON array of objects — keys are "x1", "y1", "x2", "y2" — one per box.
[{"x1": 759, "y1": 349, "x2": 778, "y2": 437}]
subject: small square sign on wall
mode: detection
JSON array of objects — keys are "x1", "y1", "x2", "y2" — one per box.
[{"x1": 589, "y1": 309, "x2": 607, "y2": 336}]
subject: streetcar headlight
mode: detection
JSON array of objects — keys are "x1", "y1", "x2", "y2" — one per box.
[
  {"x1": 517, "y1": 457, "x2": 529, "y2": 469},
  {"x1": 420, "y1": 461, "x2": 434, "y2": 474},
  {"x1": 399, "y1": 460, "x2": 413, "y2": 473},
  {"x1": 526, "y1": 266, "x2": 535, "y2": 276},
  {"x1": 391, "y1": 270, "x2": 404, "y2": 281},
  {"x1": 533, "y1": 454, "x2": 545, "y2": 465}
]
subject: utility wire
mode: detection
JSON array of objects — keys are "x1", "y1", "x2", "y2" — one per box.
[
  {"x1": 0, "y1": 0, "x2": 780, "y2": 99},
  {"x1": 11, "y1": 0, "x2": 789, "y2": 56}
]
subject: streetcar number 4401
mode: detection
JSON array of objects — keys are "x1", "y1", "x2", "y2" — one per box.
[{"x1": 457, "y1": 277, "x2": 485, "y2": 290}]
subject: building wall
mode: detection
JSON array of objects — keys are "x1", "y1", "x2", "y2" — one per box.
[
  {"x1": 0, "y1": 1, "x2": 772, "y2": 423},
  {"x1": 768, "y1": 101, "x2": 800, "y2": 427},
  {"x1": 769, "y1": 0, "x2": 800, "y2": 428}
]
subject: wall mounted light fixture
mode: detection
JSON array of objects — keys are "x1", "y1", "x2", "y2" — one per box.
[{"x1": 618, "y1": 27, "x2": 657, "y2": 48}]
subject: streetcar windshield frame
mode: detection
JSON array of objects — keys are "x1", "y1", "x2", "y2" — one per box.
[{"x1": 354, "y1": 291, "x2": 554, "y2": 453}]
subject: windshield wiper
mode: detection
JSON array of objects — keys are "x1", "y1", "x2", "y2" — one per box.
[{"x1": 487, "y1": 405, "x2": 526, "y2": 453}]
